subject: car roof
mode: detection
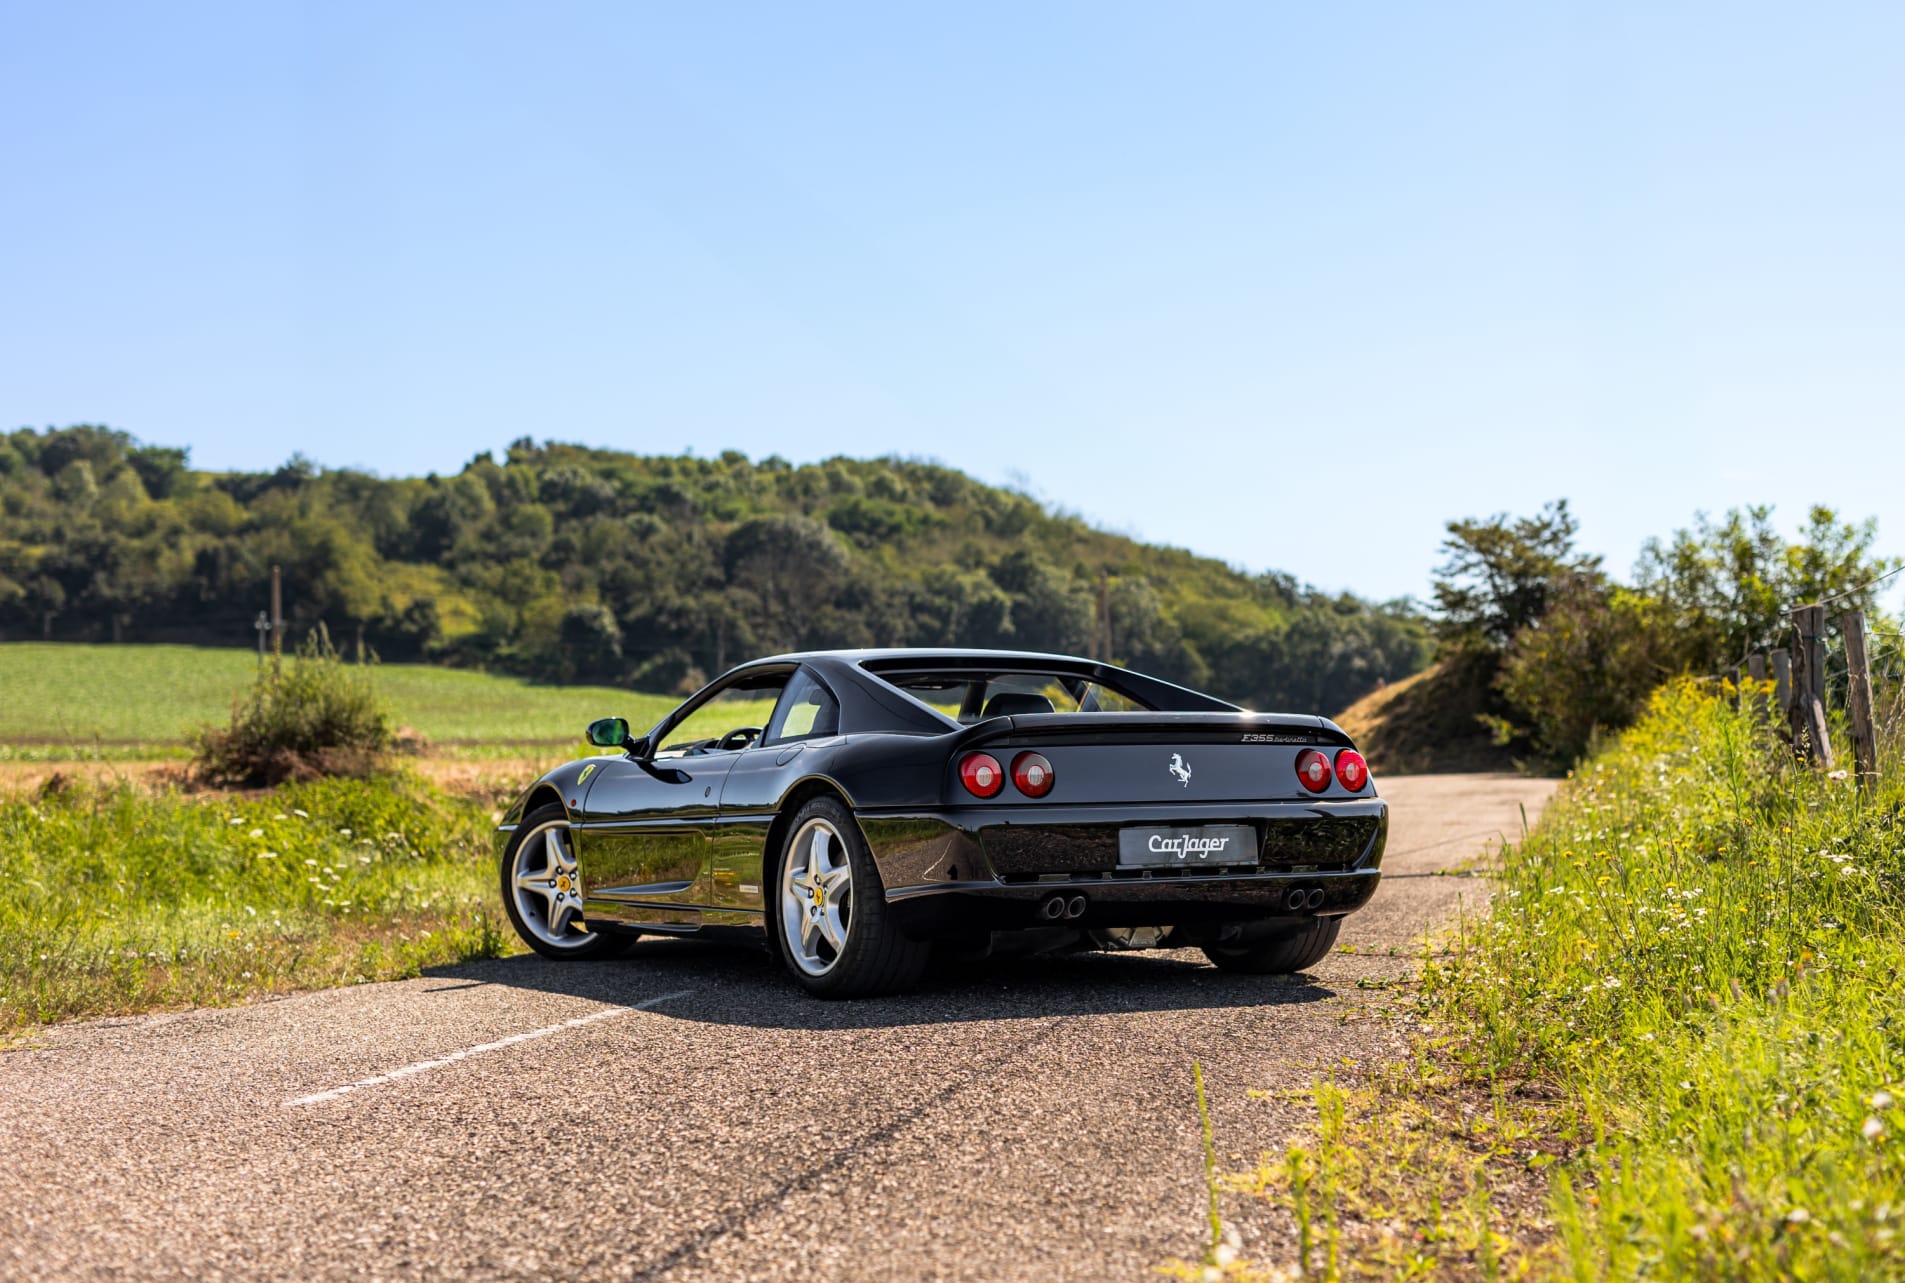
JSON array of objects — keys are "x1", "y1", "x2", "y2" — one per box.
[{"x1": 747, "y1": 647, "x2": 1100, "y2": 665}]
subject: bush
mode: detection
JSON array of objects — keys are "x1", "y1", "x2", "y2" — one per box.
[{"x1": 193, "y1": 630, "x2": 392, "y2": 786}]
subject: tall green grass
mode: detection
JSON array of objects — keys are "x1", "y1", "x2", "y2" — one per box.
[
  {"x1": 0, "y1": 642, "x2": 678, "y2": 752},
  {"x1": 1424, "y1": 681, "x2": 1905, "y2": 1278},
  {"x1": 1206, "y1": 682, "x2": 1904, "y2": 1280},
  {"x1": 0, "y1": 772, "x2": 512, "y2": 1032}
]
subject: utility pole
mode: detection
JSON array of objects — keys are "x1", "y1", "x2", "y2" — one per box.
[
  {"x1": 270, "y1": 565, "x2": 283, "y2": 670},
  {"x1": 254, "y1": 611, "x2": 271, "y2": 667},
  {"x1": 1095, "y1": 570, "x2": 1113, "y2": 663}
]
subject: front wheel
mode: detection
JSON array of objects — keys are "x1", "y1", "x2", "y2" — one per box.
[
  {"x1": 773, "y1": 797, "x2": 929, "y2": 997},
  {"x1": 1202, "y1": 917, "x2": 1341, "y2": 974},
  {"x1": 500, "y1": 803, "x2": 636, "y2": 961}
]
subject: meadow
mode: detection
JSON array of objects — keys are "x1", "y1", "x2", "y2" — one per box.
[
  {"x1": 1215, "y1": 681, "x2": 1905, "y2": 1280},
  {"x1": 0, "y1": 772, "x2": 511, "y2": 1033},
  {"x1": 0, "y1": 642, "x2": 680, "y2": 759}
]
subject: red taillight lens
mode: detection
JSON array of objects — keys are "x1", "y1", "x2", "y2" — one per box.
[
  {"x1": 1011, "y1": 751, "x2": 1055, "y2": 797},
  {"x1": 1334, "y1": 749, "x2": 1368, "y2": 792},
  {"x1": 959, "y1": 752, "x2": 1005, "y2": 798},
  {"x1": 1295, "y1": 749, "x2": 1332, "y2": 793}
]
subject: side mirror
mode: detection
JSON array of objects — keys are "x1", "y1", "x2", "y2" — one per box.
[{"x1": 585, "y1": 717, "x2": 630, "y2": 749}]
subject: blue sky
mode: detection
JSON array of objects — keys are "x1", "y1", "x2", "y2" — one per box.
[{"x1": 4, "y1": 2, "x2": 1902, "y2": 605}]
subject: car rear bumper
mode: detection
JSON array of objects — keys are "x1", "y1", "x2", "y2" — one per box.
[
  {"x1": 860, "y1": 796, "x2": 1386, "y2": 935},
  {"x1": 883, "y1": 866, "x2": 1381, "y2": 935}
]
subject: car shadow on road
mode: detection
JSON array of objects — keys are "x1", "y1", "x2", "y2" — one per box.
[{"x1": 425, "y1": 936, "x2": 1336, "y2": 1030}]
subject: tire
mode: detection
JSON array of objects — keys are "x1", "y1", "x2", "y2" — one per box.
[
  {"x1": 1202, "y1": 917, "x2": 1341, "y2": 975},
  {"x1": 772, "y1": 796, "x2": 929, "y2": 997},
  {"x1": 500, "y1": 803, "x2": 637, "y2": 961}
]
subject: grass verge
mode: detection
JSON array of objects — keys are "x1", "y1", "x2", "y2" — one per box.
[
  {"x1": 1, "y1": 771, "x2": 517, "y2": 1035},
  {"x1": 1200, "y1": 680, "x2": 1904, "y2": 1280}
]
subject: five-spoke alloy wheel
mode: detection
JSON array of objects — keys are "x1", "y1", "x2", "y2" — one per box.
[
  {"x1": 500, "y1": 802, "x2": 634, "y2": 960},
  {"x1": 771, "y1": 797, "x2": 928, "y2": 997},
  {"x1": 779, "y1": 816, "x2": 856, "y2": 977}
]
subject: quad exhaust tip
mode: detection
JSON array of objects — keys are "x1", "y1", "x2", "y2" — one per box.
[
  {"x1": 1064, "y1": 895, "x2": 1088, "y2": 920},
  {"x1": 1285, "y1": 887, "x2": 1329, "y2": 911},
  {"x1": 1305, "y1": 888, "x2": 1326, "y2": 910},
  {"x1": 1039, "y1": 894, "x2": 1090, "y2": 921}
]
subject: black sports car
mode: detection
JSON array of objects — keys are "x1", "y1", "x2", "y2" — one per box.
[{"x1": 496, "y1": 649, "x2": 1386, "y2": 997}]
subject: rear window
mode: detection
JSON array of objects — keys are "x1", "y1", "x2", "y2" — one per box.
[{"x1": 872, "y1": 668, "x2": 1152, "y2": 723}]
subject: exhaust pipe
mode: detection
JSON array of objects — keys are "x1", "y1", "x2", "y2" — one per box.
[
  {"x1": 1038, "y1": 895, "x2": 1068, "y2": 922},
  {"x1": 1285, "y1": 888, "x2": 1308, "y2": 911},
  {"x1": 1064, "y1": 895, "x2": 1088, "y2": 920},
  {"x1": 1305, "y1": 888, "x2": 1326, "y2": 910}
]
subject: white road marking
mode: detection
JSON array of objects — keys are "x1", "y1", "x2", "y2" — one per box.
[{"x1": 282, "y1": 990, "x2": 692, "y2": 1108}]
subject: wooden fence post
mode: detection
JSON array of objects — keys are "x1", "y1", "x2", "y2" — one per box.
[
  {"x1": 1772, "y1": 650, "x2": 1792, "y2": 716},
  {"x1": 1746, "y1": 654, "x2": 1769, "y2": 725},
  {"x1": 1842, "y1": 610, "x2": 1879, "y2": 791},
  {"x1": 1789, "y1": 604, "x2": 1834, "y2": 769}
]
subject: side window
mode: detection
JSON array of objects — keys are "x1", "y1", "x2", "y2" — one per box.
[
  {"x1": 657, "y1": 679, "x2": 788, "y2": 757},
  {"x1": 764, "y1": 670, "x2": 840, "y2": 745}
]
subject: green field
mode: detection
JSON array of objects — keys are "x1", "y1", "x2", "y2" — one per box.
[{"x1": 0, "y1": 643, "x2": 681, "y2": 755}]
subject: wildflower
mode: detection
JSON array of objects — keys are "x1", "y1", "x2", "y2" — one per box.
[
  {"x1": 274, "y1": 814, "x2": 288, "y2": 821},
  {"x1": 293, "y1": 809, "x2": 309, "y2": 818},
  {"x1": 1603, "y1": 976, "x2": 1621, "y2": 989},
  {"x1": 1786, "y1": 1208, "x2": 1811, "y2": 1225},
  {"x1": 257, "y1": 851, "x2": 279, "y2": 860},
  {"x1": 1863, "y1": 1118, "x2": 1885, "y2": 1142},
  {"x1": 304, "y1": 859, "x2": 318, "y2": 867},
  {"x1": 338, "y1": 828, "x2": 353, "y2": 837},
  {"x1": 1873, "y1": 1091, "x2": 1896, "y2": 1110},
  {"x1": 249, "y1": 828, "x2": 264, "y2": 838}
]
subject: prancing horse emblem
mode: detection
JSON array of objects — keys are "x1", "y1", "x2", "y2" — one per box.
[{"x1": 1168, "y1": 753, "x2": 1192, "y2": 787}]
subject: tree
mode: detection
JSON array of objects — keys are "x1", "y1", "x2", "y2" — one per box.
[
  {"x1": 723, "y1": 514, "x2": 849, "y2": 652},
  {"x1": 1432, "y1": 500, "x2": 1599, "y2": 650},
  {"x1": 556, "y1": 604, "x2": 624, "y2": 683},
  {"x1": 1635, "y1": 506, "x2": 1902, "y2": 673},
  {"x1": 1495, "y1": 577, "x2": 1678, "y2": 762}
]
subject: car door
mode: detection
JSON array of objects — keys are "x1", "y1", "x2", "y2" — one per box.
[
  {"x1": 708, "y1": 667, "x2": 845, "y2": 921},
  {"x1": 576, "y1": 669, "x2": 789, "y2": 931}
]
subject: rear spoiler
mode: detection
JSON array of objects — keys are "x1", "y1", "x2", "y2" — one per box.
[{"x1": 950, "y1": 712, "x2": 1355, "y2": 751}]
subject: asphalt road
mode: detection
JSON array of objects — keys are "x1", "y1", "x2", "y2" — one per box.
[{"x1": 1, "y1": 773, "x2": 1554, "y2": 1283}]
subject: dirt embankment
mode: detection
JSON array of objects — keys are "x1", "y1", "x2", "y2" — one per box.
[{"x1": 1335, "y1": 652, "x2": 1522, "y2": 775}]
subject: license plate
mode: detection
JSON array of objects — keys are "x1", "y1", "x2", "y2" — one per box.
[{"x1": 1117, "y1": 825, "x2": 1258, "y2": 868}]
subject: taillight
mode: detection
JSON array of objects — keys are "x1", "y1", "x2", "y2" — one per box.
[
  {"x1": 1295, "y1": 749, "x2": 1332, "y2": 793},
  {"x1": 1011, "y1": 751, "x2": 1055, "y2": 797},
  {"x1": 1334, "y1": 749, "x2": 1369, "y2": 792},
  {"x1": 959, "y1": 752, "x2": 1005, "y2": 798}
]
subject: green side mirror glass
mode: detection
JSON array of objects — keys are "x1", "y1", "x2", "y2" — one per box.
[{"x1": 586, "y1": 716, "x2": 630, "y2": 748}]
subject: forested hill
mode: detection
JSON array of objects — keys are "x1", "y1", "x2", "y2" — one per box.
[{"x1": 0, "y1": 426, "x2": 1430, "y2": 713}]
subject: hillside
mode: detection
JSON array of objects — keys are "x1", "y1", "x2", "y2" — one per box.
[{"x1": 0, "y1": 426, "x2": 1430, "y2": 714}]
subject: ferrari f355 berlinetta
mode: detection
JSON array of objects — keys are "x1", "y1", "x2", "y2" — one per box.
[{"x1": 497, "y1": 649, "x2": 1386, "y2": 997}]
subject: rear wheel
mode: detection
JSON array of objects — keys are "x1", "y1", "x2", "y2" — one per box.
[
  {"x1": 773, "y1": 797, "x2": 929, "y2": 997},
  {"x1": 1202, "y1": 917, "x2": 1341, "y2": 974},
  {"x1": 501, "y1": 803, "x2": 637, "y2": 960}
]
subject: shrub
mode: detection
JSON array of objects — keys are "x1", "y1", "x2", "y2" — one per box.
[{"x1": 193, "y1": 630, "x2": 392, "y2": 786}]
